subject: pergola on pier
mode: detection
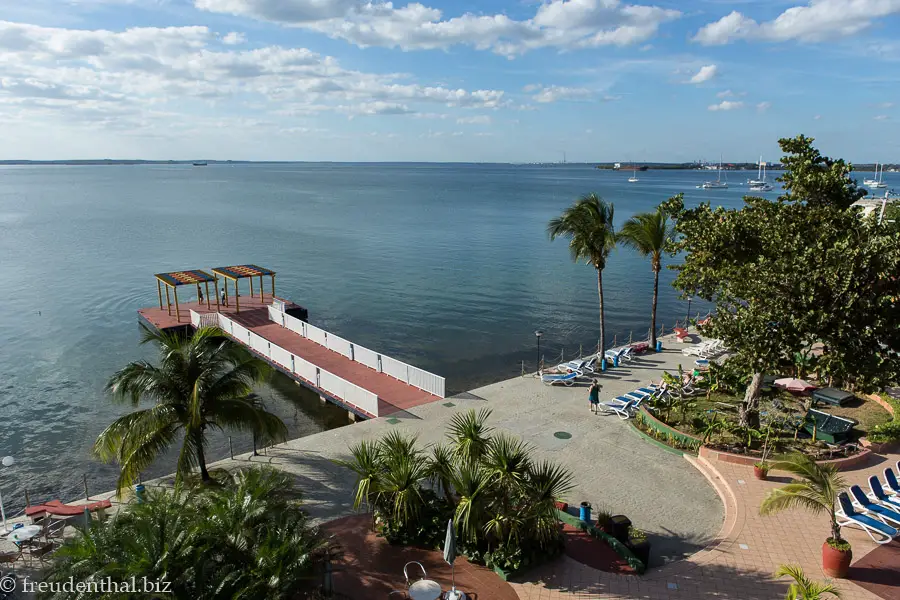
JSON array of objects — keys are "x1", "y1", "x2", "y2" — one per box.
[
  {"x1": 155, "y1": 269, "x2": 218, "y2": 323},
  {"x1": 211, "y1": 264, "x2": 276, "y2": 313}
]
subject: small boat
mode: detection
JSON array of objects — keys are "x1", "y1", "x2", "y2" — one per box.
[
  {"x1": 627, "y1": 161, "x2": 639, "y2": 182},
  {"x1": 865, "y1": 163, "x2": 887, "y2": 189},
  {"x1": 698, "y1": 159, "x2": 728, "y2": 189},
  {"x1": 193, "y1": 161, "x2": 208, "y2": 167},
  {"x1": 749, "y1": 181, "x2": 774, "y2": 192},
  {"x1": 748, "y1": 158, "x2": 774, "y2": 191}
]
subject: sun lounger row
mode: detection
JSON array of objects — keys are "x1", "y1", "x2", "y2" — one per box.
[
  {"x1": 598, "y1": 384, "x2": 669, "y2": 419},
  {"x1": 682, "y1": 339, "x2": 726, "y2": 358},
  {"x1": 836, "y1": 461, "x2": 900, "y2": 544},
  {"x1": 556, "y1": 355, "x2": 599, "y2": 375}
]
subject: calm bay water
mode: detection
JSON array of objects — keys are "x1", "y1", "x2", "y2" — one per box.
[{"x1": 1, "y1": 163, "x2": 890, "y2": 506}]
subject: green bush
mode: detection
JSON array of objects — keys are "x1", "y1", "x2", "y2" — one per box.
[{"x1": 869, "y1": 395, "x2": 900, "y2": 443}]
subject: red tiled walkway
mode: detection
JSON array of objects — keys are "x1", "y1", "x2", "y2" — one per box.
[
  {"x1": 139, "y1": 295, "x2": 441, "y2": 418},
  {"x1": 322, "y1": 514, "x2": 519, "y2": 600},
  {"x1": 848, "y1": 541, "x2": 900, "y2": 600}
]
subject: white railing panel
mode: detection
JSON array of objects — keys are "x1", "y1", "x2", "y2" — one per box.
[
  {"x1": 327, "y1": 334, "x2": 353, "y2": 359},
  {"x1": 284, "y1": 313, "x2": 306, "y2": 337},
  {"x1": 200, "y1": 313, "x2": 219, "y2": 328},
  {"x1": 305, "y1": 322, "x2": 328, "y2": 347},
  {"x1": 319, "y1": 370, "x2": 379, "y2": 417},
  {"x1": 270, "y1": 345, "x2": 292, "y2": 370},
  {"x1": 249, "y1": 332, "x2": 270, "y2": 358},
  {"x1": 293, "y1": 355, "x2": 317, "y2": 383},
  {"x1": 232, "y1": 322, "x2": 251, "y2": 345},
  {"x1": 353, "y1": 344, "x2": 380, "y2": 371},
  {"x1": 190, "y1": 310, "x2": 201, "y2": 327},
  {"x1": 408, "y1": 367, "x2": 446, "y2": 398},
  {"x1": 380, "y1": 355, "x2": 409, "y2": 383},
  {"x1": 267, "y1": 305, "x2": 285, "y2": 325}
]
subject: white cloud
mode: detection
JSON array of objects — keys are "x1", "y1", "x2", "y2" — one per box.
[
  {"x1": 708, "y1": 100, "x2": 744, "y2": 111},
  {"x1": 876, "y1": 101, "x2": 895, "y2": 109},
  {"x1": 221, "y1": 31, "x2": 246, "y2": 45},
  {"x1": 529, "y1": 84, "x2": 592, "y2": 103},
  {"x1": 0, "y1": 20, "x2": 508, "y2": 136},
  {"x1": 196, "y1": 0, "x2": 682, "y2": 57},
  {"x1": 457, "y1": 115, "x2": 491, "y2": 125},
  {"x1": 689, "y1": 64, "x2": 718, "y2": 84},
  {"x1": 756, "y1": 101, "x2": 771, "y2": 111},
  {"x1": 814, "y1": 114, "x2": 822, "y2": 120},
  {"x1": 874, "y1": 114, "x2": 889, "y2": 120},
  {"x1": 716, "y1": 89, "x2": 745, "y2": 98},
  {"x1": 693, "y1": 1, "x2": 900, "y2": 46}
]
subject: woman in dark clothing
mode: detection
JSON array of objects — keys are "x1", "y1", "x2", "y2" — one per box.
[{"x1": 588, "y1": 379, "x2": 601, "y2": 413}]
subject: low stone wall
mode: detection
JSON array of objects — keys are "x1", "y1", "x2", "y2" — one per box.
[
  {"x1": 635, "y1": 407, "x2": 702, "y2": 453},
  {"x1": 700, "y1": 445, "x2": 873, "y2": 471},
  {"x1": 867, "y1": 393, "x2": 896, "y2": 418}
]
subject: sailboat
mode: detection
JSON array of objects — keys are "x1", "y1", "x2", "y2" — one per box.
[
  {"x1": 748, "y1": 158, "x2": 773, "y2": 192},
  {"x1": 698, "y1": 159, "x2": 728, "y2": 189},
  {"x1": 628, "y1": 163, "x2": 639, "y2": 183},
  {"x1": 865, "y1": 163, "x2": 887, "y2": 189}
]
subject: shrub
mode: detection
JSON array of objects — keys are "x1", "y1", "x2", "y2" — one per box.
[{"x1": 869, "y1": 421, "x2": 900, "y2": 443}]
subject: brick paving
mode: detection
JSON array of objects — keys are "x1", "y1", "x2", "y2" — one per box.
[
  {"x1": 321, "y1": 514, "x2": 519, "y2": 600},
  {"x1": 511, "y1": 450, "x2": 900, "y2": 600}
]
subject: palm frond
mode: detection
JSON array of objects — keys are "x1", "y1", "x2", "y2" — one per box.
[
  {"x1": 447, "y1": 408, "x2": 494, "y2": 463},
  {"x1": 548, "y1": 193, "x2": 617, "y2": 269}
]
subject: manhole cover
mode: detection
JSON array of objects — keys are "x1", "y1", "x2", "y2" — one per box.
[
  {"x1": 386, "y1": 417, "x2": 401, "y2": 425},
  {"x1": 443, "y1": 402, "x2": 456, "y2": 407},
  {"x1": 553, "y1": 431, "x2": 572, "y2": 440}
]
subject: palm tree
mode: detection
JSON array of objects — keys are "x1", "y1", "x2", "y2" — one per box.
[
  {"x1": 617, "y1": 206, "x2": 673, "y2": 348},
  {"x1": 447, "y1": 408, "x2": 494, "y2": 463},
  {"x1": 548, "y1": 194, "x2": 617, "y2": 354},
  {"x1": 775, "y1": 564, "x2": 842, "y2": 599},
  {"x1": 759, "y1": 453, "x2": 847, "y2": 547},
  {"x1": 95, "y1": 325, "x2": 287, "y2": 493}
]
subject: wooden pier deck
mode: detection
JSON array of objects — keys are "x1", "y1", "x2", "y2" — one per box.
[{"x1": 138, "y1": 295, "x2": 442, "y2": 418}]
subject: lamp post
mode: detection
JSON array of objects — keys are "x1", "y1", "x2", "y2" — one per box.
[
  {"x1": 686, "y1": 297, "x2": 692, "y2": 328},
  {"x1": 0, "y1": 456, "x2": 13, "y2": 533},
  {"x1": 534, "y1": 330, "x2": 544, "y2": 373}
]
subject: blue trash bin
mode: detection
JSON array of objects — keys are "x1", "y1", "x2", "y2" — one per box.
[
  {"x1": 656, "y1": 340, "x2": 663, "y2": 352},
  {"x1": 613, "y1": 355, "x2": 619, "y2": 368},
  {"x1": 601, "y1": 358, "x2": 607, "y2": 372},
  {"x1": 579, "y1": 502, "x2": 592, "y2": 524},
  {"x1": 135, "y1": 484, "x2": 146, "y2": 504}
]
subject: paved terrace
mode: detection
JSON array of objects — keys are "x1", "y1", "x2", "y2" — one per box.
[{"x1": 139, "y1": 294, "x2": 440, "y2": 417}]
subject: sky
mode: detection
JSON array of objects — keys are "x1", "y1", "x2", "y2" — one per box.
[{"x1": 0, "y1": 0, "x2": 897, "y2": 162}]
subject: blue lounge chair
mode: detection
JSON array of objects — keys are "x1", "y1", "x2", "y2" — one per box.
[
  {"x1": 557, "y1": 358, "x2": 589, "y2": 373},
  {"x1": 540, "y1": 370, "x2": 580, "y2": 386},
  {"x1": 836, "y1": 492, "x2": 898, "y2": 544},
  {"x1": 599, "y1": 397, "x2": 637, "y2": 419},
  {"x1": 885, "y1": 468, "x2": 900, "y2": 496},
  {"x1": 868, "y1": 476, "x2": 900, "y2": 511},
  {"x1": 849, "y1": 485, "x2": 900, "y2": 527}
]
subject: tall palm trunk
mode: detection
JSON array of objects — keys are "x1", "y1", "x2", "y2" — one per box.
[
  {"x1": 195, "y1": 431, "x2": 211, "y2": 481},
  {"x1": 597, "y1": 268, "x2": 606, "y2": 355},
  {"x1": 650, "y1": 264, "x2": 660, "y2": 348},
  {"x1": 739, "y1": 372, "x2": 763, "y2": 428}
]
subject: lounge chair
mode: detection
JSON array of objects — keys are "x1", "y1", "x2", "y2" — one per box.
[
  {"x1": 699, "y1": 340, "x2": 725, "y2": 358},
  {"x1": 557, "y1": 358, "x2": 589, "y2": 373},
  {"x1": 850, "y1": 485, "x2": 900, "y2": 527},
  {"x1": 599, "y1": 396, "x2": 639, "y2": 419},
  {"x1": 540, "y1": 370, "x2": 580, "y2": 386},
  {"x1": 836, "y1": 491, "x2": 897, "y2": 544},
  {"x1": 869, "y1": 476, "x2": 900, "y2": 511},
  {"x1": 682, "y1": 340, "x2": 712, "y2": 356},
  {"x1": 885, "y1": 468, "x2": 900, "y2": 496},
  {"x1": 604, "y1": 347, "x2": 625, "y2": 363}
]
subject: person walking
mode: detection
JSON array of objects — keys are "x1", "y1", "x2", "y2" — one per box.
[
  {"x1": 198, "y1": 288, "x2": 204, "y2": 304},
  {"x1": 588, "y1": 379, "x2": 601, "y2": 413},
  {"x1": 220, "y1": 287, "x2": 227, "y2": 307}
]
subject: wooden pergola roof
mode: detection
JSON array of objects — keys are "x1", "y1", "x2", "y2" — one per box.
[
  {"x1": 155, "y1": 269, "x2": 216, "y2": 287},
  {"x1": 211, "y1": 264, "x2": 275, "y2": 281}
]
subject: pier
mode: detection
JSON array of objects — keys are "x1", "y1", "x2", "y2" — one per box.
[{"x1": 138, "y1": 265, "x2": 445, "y2": 419}]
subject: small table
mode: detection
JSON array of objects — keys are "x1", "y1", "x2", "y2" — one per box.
[
  {"x1": 408, "y1": 579, "x2": 442, "y2": 600},
  {"x1": 7, "y1": 525, "x2": 42, "y2": 544}
]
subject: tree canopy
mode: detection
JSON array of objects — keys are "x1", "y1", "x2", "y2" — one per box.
[{"x1": 664, "y1": 135, "x2": 900, "y2": 424}]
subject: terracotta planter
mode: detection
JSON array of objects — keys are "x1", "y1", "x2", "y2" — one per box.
[
  {"x1": 822, "y1": 542, "x2": 852, "y2": 578},
  {"x1": 753, "y1": 466, "x2": 769, "y2": 480}
]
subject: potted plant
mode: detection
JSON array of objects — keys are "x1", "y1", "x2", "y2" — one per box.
[
  {"x1": 753, "y1": 421, "x2": 777, "y2": 480},
  {"x1": 627, "y1": 527, "x2": 651, "y2": 567},
  {"x1": 760, "y1": 454, "x2": 851, "y2": 578},
  {"x1": 753, "y1": 462, "x2": 771, "y2": 480},
  {"x1": 775, "y1": 564, "x2": 842, "y2": 599},
  {"x1": 594, "y1": 507, "x2": 613, "y2": 534}
]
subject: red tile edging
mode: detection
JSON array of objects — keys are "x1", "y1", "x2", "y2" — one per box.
[{"x1": 699, "y1": 445, "x2": 873, "y2": 471}]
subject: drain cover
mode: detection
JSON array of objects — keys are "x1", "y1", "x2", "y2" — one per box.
[{"x1": 553, "y1": 431, "x2": 572, "y2": 440}]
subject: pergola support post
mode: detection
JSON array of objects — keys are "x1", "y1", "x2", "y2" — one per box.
[
  {"x1": 271, "y1": 274, "x2": 276, "y2": 299},
  {"x1": 157, "y1": 280, "x2": 163, "y2": 309},
  {"x1": 173, "y1": 287, "x2": 180, "y2": 322},
  {"x1": 165, "y1": 285, "x2": 172, "y2": 315},
  {"x1": 234, "y1": 279, "x2": 240, "y2": 313}
]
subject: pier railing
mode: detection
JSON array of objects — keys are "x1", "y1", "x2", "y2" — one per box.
[
  {"x1": 190, "y1": 310, "x2": 381, "y2": 417},
  {"x1": 271, "y1": 309, "x2": 445, "y2": 398}
]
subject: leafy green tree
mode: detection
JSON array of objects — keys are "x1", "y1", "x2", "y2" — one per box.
[
  {"x1": 42, "y1": 468, "x2": 331, "y2": 600},
  {"x1": 775, "y1": 564, "x2": 842, "y2": 599},
  {"x1": 618, "y1": 205, "x2": 674, "y2": 348},
  {"x1": 665, "y1": 135, "x2": 900, "y2": 426},
  {"x1": 95, "y1": 325, "x2": 287, "y2": 492},
  {"x1": 548, "y1": 194, "x2": 617, "y2": 354}
]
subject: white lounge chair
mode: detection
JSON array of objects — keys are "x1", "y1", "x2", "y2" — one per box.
[
  {"x1": 557, "y1": 358, "x2": 588, "y2": 373},
  {"x1": 540, "y1": 370, "x2": 580, "y2": 386},
  {"x1": 836, "y1": 492, "x2": 898, "y2": 544},
  {"x1": 885, "y1": 467, "x2": 900, "y2": 496},
  {"x1": 850, "y1": 485, "x2": 900, "y2": 528},
  {"x1": 868, "y1": 476, "x2": 900, "y2": 511},
  {"x1": 599, "y1": 396, "x2": 642, "y2": 419}
]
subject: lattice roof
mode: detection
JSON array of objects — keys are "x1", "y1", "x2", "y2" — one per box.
[
  {"x1": 211, "y1": 264, "x2": 275, "y2": 280},
  {"x1": 155, "y1": 270, "x2": 217, "y2": 287}
]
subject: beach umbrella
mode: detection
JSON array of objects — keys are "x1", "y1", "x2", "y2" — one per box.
[
  {"x1": 443, "y1": 519, "x2": 465, "y2": 600},
  {"x1": 774, "y1": 378, "x2": 817, "y2": 393}
]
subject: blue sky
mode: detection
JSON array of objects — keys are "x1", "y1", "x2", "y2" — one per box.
[{"x1": 0, "y1": 0, "x2": 897, "y2": 162}]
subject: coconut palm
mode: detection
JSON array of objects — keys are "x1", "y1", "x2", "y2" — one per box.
[
  {"x1": 427, "y1": 443, "x2": 457, "y2": 504},
  {"x1": 447, "y1": 408, "x2": 494, "y2": 463},
  {"x1": 775, "y1": 564, "x2": 842, "y2": 599},
  {"x1": 617, "y1": 206, "x2": 673, "y2": 348},
  {"x1": 95, "y1": 325, "x2": 287, "y2": 493},
  {"x1": 548, "y1": 194, "x2": 617, "y2": 354},
  {"x1": 759, "y1": 453, "x2": 847, "y2": 547}
]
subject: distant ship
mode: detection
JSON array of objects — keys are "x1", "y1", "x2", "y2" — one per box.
[{"x1": 193, "y1": 161, "x2": 208, "y2": 167}]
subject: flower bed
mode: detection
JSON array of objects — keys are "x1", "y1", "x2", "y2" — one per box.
[
  {"x1": 699, "y1": 445, "x2": 873, "y2": 471},
  {"x1": 633, "y1": 407, "x2": 702, "y2": 454},
  {"x1": 556, "y1": 509, "x2": 646, "y2": 574}
]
